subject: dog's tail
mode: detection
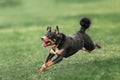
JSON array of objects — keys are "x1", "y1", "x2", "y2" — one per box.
[{"x1": 80, "y1": 17, "x2": 91, "y2": 33}]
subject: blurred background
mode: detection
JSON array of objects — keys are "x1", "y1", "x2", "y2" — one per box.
[
  {"x1": 0, "y1": 0, "x2": 119, "y2": 28},
  {"x1": 0, "y1": 0, "x2": 120, "y2": 80}
]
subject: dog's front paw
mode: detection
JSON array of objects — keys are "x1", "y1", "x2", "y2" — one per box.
[
  {"x1": 39, "y1": 67, "x2": 46, "y2": 72},
  {"x1": 39, "y1": 64, "x2": 46, "y2": 72}
]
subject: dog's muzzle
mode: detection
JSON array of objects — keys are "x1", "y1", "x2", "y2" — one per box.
[{"x1": 41, "y1": 36, "x2": 51, "y2": 47}]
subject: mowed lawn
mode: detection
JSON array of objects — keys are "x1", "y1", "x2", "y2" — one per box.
[{"x1": 0, "y1": 0, "x2": 120, "y2": 80}]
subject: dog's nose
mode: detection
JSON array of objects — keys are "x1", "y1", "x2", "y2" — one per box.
[
  {"x1": 41, "y1": 38, "x2": 43, "y2": 40},
  {"x1": 41, "y1": 36, "x2": 46, "y2": 41}
]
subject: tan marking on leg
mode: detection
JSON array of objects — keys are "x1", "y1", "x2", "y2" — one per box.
[
  {"x1": 81, "y1": 47, "x2": 91, "y2": 53},
  {"x1": 46, "y1": 60, "x2": 54, "y2": 67},
  {"x1": 50, "y1": 48, "x2": 56, "y2": 54},
  {"x1": 56, "y1": 49, "x2": 64, "y2": 55}
]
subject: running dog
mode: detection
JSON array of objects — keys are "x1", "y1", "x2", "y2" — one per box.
[{"x1": 39, "y1": 17, "x2": 101, "y2": 72}]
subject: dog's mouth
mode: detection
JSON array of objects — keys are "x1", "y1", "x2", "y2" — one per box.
[
  {"x1": 41, "y1": 36, "x2": 56, "y2": 47},
  {"x1": 42, "y1": 40, "x2": 51, "y2": 47}
]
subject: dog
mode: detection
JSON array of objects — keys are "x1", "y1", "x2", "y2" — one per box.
[{"x1": 39, "y1": 17, "x2": 101, "y2": 72}]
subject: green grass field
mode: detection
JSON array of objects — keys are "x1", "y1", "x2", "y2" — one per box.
[{"x1": 0, "y1": 0, "x2": 120, "y2": 80}]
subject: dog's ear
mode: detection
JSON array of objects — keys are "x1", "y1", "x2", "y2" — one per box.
[
  {"x1": 54, "y1": 25, "x2": 59, "y2": 34},
  {"x1": 47, "y1": 26, "x2": 51, "y2": 32}
]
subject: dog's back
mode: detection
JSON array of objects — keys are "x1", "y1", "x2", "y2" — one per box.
[{"x1": 63, "y1": 32, "x2": 84, "y2": 57}]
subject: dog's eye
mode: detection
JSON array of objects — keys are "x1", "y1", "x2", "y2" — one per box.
[{"x1": 47, "y1": 35, "x2": 52, "y2": 38}]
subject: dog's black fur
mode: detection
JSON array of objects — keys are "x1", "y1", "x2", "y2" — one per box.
[{"x1": 40, "y1": 17, "x2": 101, "y2": 72}]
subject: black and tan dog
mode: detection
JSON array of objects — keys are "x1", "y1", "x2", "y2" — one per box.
[{"x1": 39, "y1": 17, "x2": 101, "y2": 72}]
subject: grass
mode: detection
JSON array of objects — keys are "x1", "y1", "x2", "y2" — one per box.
[{"x1": 0, "y1": 0, "x2": 120, "y2": 80}]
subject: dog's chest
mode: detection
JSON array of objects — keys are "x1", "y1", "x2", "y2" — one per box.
[{"x1": 50, "y1": 48, "x2": 63, "y2": 55}]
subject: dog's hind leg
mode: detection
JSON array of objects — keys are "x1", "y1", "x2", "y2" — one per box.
[
  {"x1": 82, "y1": 43, "x2": 101, "y2": 53},
  {"x1": 95, "y1": 43, "x2": 101, "y2": 49},
  {"x1": 81, "y1": 47, "x2": 91, "y2": 53}
]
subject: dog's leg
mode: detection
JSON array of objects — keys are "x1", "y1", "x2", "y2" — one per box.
[
  {"x1": 46, "y1": 55, "x2": 63, "y2": 67},
  {"x1": 95, "y1": 44, "x2": 101, "y2": 49},
  {"x1": 45, "y1": 48, "x2": 64, "y2": 67},
  {"x1": 39, "y1": 53, "x2": 55, "y2": 72},
  {"x1": 40, "y1": 55, "x2": 63, "y2": 72},
  {"x1": 81, "y1": 44, "x2": 101, "y2": 53},
  {"x1": 81, "y1": 47, "x2": 91, "y2": 53},
  {"x1": 45, "y1": 53, "x2": 55, "y2": 63}
]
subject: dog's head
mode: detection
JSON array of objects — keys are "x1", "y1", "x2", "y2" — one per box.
[{"x1": 41, "y1": 26, "x2": 62, "y2": 47}]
